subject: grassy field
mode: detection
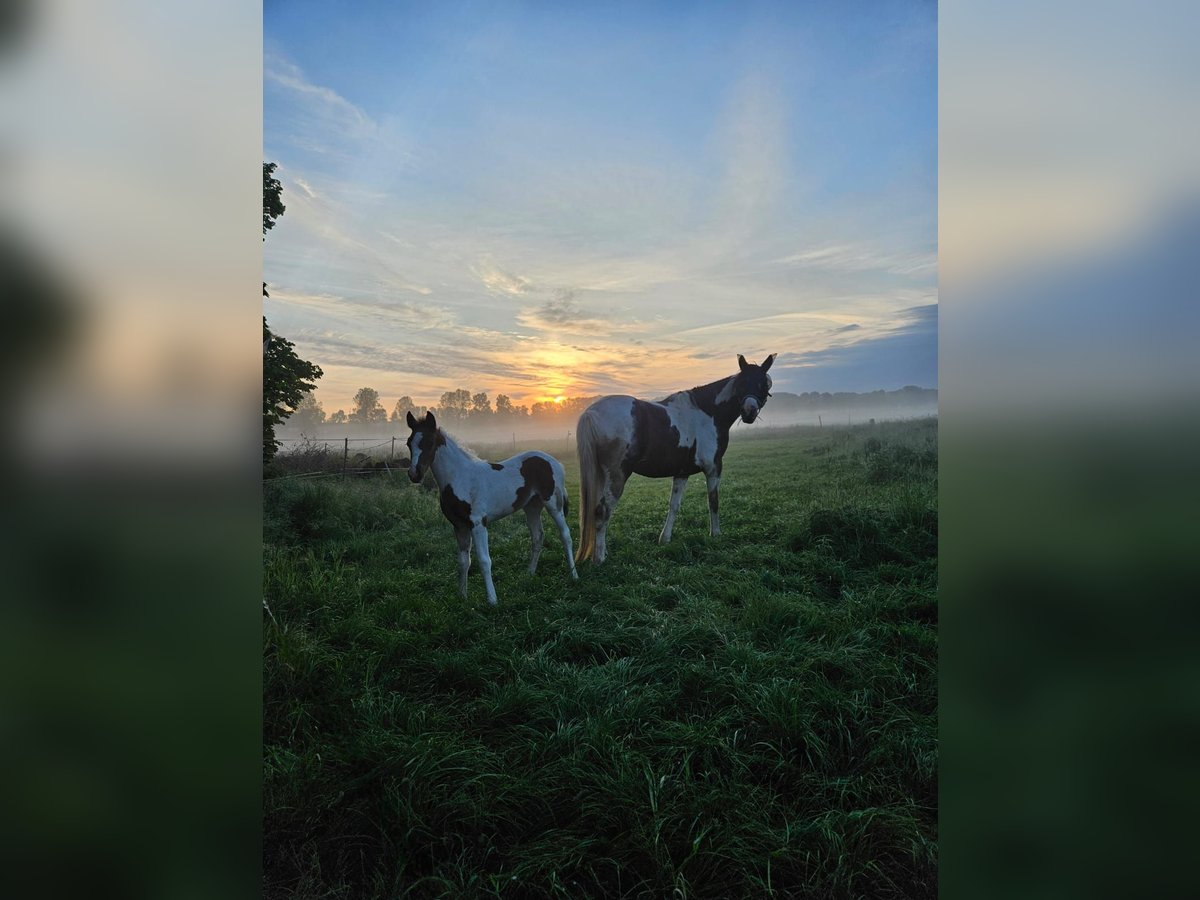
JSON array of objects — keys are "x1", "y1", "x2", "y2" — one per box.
[{"x1": 263, "y1": 418, "x2": 938, "y2": 899}]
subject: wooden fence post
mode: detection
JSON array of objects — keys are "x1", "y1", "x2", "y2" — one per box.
[
  {"x1": 390, "y1": 436, "x2": 395, "y2": 462},
  {"x1": 343, "y1": 437, "x2": 349, "y2": 475}
]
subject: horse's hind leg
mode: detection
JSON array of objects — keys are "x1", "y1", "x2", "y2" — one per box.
[
  {"x1": 455, "y1": 526, "x2": 472, "y2": 598},
  {"x1": 595, "y1": 467, "x2": 627, "y2": 564},
  {"x1": 546, "y1": 499, "x2": 578, "y2": 581},
  {"x1": 706, "y1": 471, "x2": 721, "y2": 537},
  {"x1": 525, "y1": 502, "x2": 545, "y2": 574},
  {"x1": 659, "y1": 476, "x2": 688, "y2": 544}
]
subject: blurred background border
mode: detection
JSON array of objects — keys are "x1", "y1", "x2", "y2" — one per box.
[{"x1": 1, "y1": 2, "x2": 1197, "y2": 898}]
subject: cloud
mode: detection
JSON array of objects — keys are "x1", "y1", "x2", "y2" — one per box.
[
  {"x1": 515, "y1": 291, "x2": 649, "y2": 336},
  {"x1": 773, "y1": 304, "x2": 938, "y2": 392},
  {"x1": 474, "y1": 259, "x2": 535, "y2": 296},
  {"x1": 264, "y1": 53, "x2": 375, "y2": 133},
  {"x1": 268, "y1": 288, "x2": 454, "y2": 331},
  {"x1": 775, "y1": 244, "x2": 937, "y2": 276}
]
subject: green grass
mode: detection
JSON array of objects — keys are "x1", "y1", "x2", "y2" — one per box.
[{"x1": 264, "y1": 418, "x2": 937, "y2": 899}]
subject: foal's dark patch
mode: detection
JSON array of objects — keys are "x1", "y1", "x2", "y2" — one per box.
[
  {"x1": 625, "y1": 400, "x2": 700, "y2": 478},
  {"x1": 439, "y1": 485, "x2": 473, "y2": 528},
  {"x1": 515, "y1": 455, "x2": 555, "y2": 508},
  {"x1": 490, "y1": 462, "x2": 504, "y2": 471}
]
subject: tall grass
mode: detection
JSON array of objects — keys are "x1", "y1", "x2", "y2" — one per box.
[{"x1": 264, "y1": 419, "x2": 937, "y2": 898}]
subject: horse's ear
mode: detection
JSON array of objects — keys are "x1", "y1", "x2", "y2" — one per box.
[
  {"x1": 737, "y1": 354, "x2": 749, "y2": 372},
  {"x1": 406, "y1": 411, "x2": 418, "y2": 429},
  {"x1": 761, "y1": 353, "x2": 777, "y2": 372},
  {"x1": 424, "y1": 410, "x2": 437, "y2": 429}
]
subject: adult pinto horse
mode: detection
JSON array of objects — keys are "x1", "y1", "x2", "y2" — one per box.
[{"x1": 575, "y1": 353, "x2": 776, "y2": 563}]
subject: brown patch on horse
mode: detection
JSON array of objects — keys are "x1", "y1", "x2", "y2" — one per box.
[
  {"x1": 439, "y1": 485, "x2": 473, "y2": 528},
  {"x1": 515, "y1": 455, "x2": 555, "y2": 509},
  {"x1": 624, "y1": 400, "x2": 701, "y2": 478},
  {"x1": 490, "y1": 462, "x2": 504, "y2": 470}
]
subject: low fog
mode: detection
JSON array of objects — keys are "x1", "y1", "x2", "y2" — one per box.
[{"x1": 277, "y1": 387, "x2": 938, "y2": 457}]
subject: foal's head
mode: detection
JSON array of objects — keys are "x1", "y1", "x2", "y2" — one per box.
[
  {"x1": 733, "y1": 353, "x2": 777, "y2": 424},
  {"x1": 405, "y1": 410, "x2": 443, "y2": 483}
]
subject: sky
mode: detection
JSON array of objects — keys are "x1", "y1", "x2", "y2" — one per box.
[{"x1": 264, "y1": 0, "x2": 937, "y2": 411}]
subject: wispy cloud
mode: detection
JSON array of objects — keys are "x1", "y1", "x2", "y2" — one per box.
[
  {"x1": 775, "y1": 244, "x2": 937, "y2": 276},
  {"x1": 474, "y1": 258, "x2": 535, "y2": 296},
  {"x1": 515, "y1": 291, "x2": 650, "y2": 336},
  {"x1": 264, "y1": 52, "x2": 375, "y2": 133}
]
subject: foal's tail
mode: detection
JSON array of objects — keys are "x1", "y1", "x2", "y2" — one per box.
[{"x1": 575, "y1": 410, "x2": 602, "y2": 562}]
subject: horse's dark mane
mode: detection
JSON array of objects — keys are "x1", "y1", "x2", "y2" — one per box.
[{"x1": 682, "y1": 373, "x2": 741, "y2": 420}]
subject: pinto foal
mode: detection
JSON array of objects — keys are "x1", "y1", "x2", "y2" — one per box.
[{"x1": 406, "y1": 411, "x2": 578, "y2": 605}]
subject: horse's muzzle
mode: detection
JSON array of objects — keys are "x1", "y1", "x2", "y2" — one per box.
[
  {"x1": 408, "y1": 468, "x2": 423, "y2": 483},
  {"x1": 741, "y1": 397, "x2": 760, "y2": 424}
]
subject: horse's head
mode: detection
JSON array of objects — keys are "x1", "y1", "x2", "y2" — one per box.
[
  {"x1": 734, "y1": 353, "x2": 776, "y2": 423},
  {"x1": 405, "y1": 410, "x2": 441, "y2": 482}
]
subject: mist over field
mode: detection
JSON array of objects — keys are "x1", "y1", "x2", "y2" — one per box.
[{"x1": 277, "y1": 387, "x2": 939, "y2": 454}]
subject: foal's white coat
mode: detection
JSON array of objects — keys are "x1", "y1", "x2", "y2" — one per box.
[{"x1": 406, "y1": 411, "x2": 577, "y2": 605}]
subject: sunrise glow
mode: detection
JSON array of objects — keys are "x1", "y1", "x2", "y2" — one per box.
[{"x1": 264, "y1": 3, "x2": 937, "y2": 414}]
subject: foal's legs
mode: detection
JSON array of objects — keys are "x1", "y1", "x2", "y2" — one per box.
[
  {"x1": 659, "y1": 475, "x2": 688, "y2": 544},
  {"x1": 455, "y1": 526, "x2": 472, "y2": 598},
  {"x1": 546, "y1": 501, "x2": 579, "y2": 580},
  {"x1": 472, "y1": 522, "x2": 498, "y2": 606},
  {"x1": 525, "y1": 502, "x2": 545, "y2": 574},
  {"x1": 705, "y1": 470, "x2": 721, "y2": 537}
]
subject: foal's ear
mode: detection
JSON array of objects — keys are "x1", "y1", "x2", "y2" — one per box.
[
  {"x1": 424, "y1": 410, "x2": 437, "y2": 429},
  {"x1": 406, "y1": 411, "x2": 418, "y2": 429},
  {"x1": 737, "y1": 354, "x2": 749, "y2": 372},
  {"x1": 761, "y1": 353, "x2": 777, "y2": 372}
]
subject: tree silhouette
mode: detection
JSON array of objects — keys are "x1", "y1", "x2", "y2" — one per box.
[
  {"x1": 390, "y1": 395, "x2": 417, "y2": 423},
  {"x1": 264, "y1": 318, "x2": 322, "y2": 464},
  {"x1": 263, "y1": 161, "x2": 322, "y2": 466},
  {"x1": 470, "y1": 392, "x2": 492, "y2": 417},
  {"x1": 437, "y1": 389, "x2": 472, "y2": 423},
  {"x1": 292, "y1": 391, "x2": 326, "y2": 430},
  {"x1": 350, "y1": 387, "x2": 388, "y2": 423}
]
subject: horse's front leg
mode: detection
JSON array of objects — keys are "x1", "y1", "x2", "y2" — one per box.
[
  {"x1": 659, "y1": 475, "x2": 688, "y2": 544},
  {"x1": 455, "y1": 526, "x2": 472, "y2": 598},
  {"x1": 472, "y1": 522, "x2": 498, "y2": 605},
  {"x1": 705, "y1": 470, "x2": 721, "y2": 537}
]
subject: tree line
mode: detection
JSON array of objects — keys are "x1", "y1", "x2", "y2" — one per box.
[{"x1": 288, "y1": 387, "x2": 598, "y2": 430}]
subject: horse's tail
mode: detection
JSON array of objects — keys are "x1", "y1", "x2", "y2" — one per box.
[{"x1": 575, "y1": 409, "x2": 601, "y2": 562}]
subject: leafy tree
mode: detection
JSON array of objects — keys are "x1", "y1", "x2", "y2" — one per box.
[
  {"x1": 263, "y1": 318, "x2": 323, "y2": 464},
  {"x1": 329, "y1": 409, "x2": 347, "y2": 424},
  {"x1": 263, "y1": 162, "x2": 285, "y2": 237},
  {"x1": 263, "y1": 160, "x2": 322, "y2": 465},
  {"x1": 470, "y1": 392, "x2": 492, "y2": 417},
  {"x1": 292, "y1": 391, "x2": 326, "y2": 430},
  {"x1": 494, "y1": 394, "x2": 514, "y2": 417},
  {"x1": 437, "y1": 388, "x2": 472, "y2": 423},
  {"x1": 390, "y1": 395, "x2": 417, "y2": 423},
  {"x1": 350, "y1": 387, "x2": 388, "y2": 423}
]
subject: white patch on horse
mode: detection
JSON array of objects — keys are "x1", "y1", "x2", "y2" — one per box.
[
  {"x1": 663, "y1": 393, "x2": 719, "y2": 471},
  {"x1": 714, "y1": 375, "x2": 738, "y2": 405}
]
